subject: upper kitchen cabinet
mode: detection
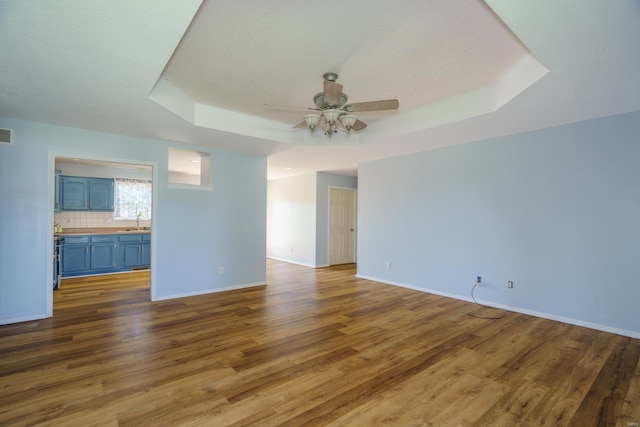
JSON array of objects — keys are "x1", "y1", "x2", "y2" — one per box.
[
  {"x1": 61, "y1": 176, "x2": 88, "y2": 210},
  {"x1": 60, "y1": 176, "x2": 114, "y2": 211},
  {"x1": 88, "y1": 178, "x2": 114, "y2": 211}
]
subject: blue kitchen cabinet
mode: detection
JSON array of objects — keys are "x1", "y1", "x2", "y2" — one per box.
[
  {"x1": 62, "y1": 233, "x2": 150, "y2": 277},
  {"x1": 120, "y1": 243, "x2": 141, "y2": 267},
  {"x1": 88, "y1": 178, "x2": 114, "y2": 211},
  {"x1": 61, "y1": 236, "x2": 91, "y2": 275},
  {"x1": 118, "y1": 234, "x2": 150, "y2": 268},
  {"x1": 62, "y1": 235, "x2": 116, "y2": 277},
  {"x1": 61, "y1": 176, "x2": 89, "y2": 210},
  {"x1": 141, "y1": 234, "x2": 151, "y2": 266},
  {"x1": 90, "y1": 235, "x2": 117, "y2": 270},
  {"x1": 60, "y1": 176, "x2": 114, "y2": 211}
]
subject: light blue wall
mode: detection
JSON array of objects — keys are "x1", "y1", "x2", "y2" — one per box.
[
  {"x1": 357, "y1": 110, "x2": 640, "y2": 337},
  {"x1": 0, "y1": 117, "x2": 266, "y2": 324},
  {"x1": 315, "y1": 173, "x2": 357, "y2": 267}
]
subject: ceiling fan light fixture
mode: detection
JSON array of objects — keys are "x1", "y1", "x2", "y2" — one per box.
[
  {"x1": 323, "y1": 121, "x2": 337, "y2": 136},
  {"x1": 340, "y1": 115, "x2": 357, "y2": 131},
  {"x1": 322, "y1": 109, "x2": 342, "y2": 125},
  {"x1": 304, "y1": 114, "x2": 321, "y2": 131},
  {"x1": 288, "y1": 72, "x2": 399, "y2": 138}
]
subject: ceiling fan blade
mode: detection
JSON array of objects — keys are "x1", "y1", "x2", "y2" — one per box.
[
  {"x1": 292, "y1": 121, "x2": 308, "y2": 129},
  {"x1": 352, "y1": 119, "x2": 367, "y2": 131},
  {"x1": 323, "y1": 80, "x2": 344, "y2": 107},
  {"x1": 265, "y1": 104, "x2": 320, "y2": 112},
  {"x1": 344, "y1": 99, "x2": 399, "y2": 113}
]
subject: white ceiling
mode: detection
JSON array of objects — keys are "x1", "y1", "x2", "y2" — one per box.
[
  {"x1": 1, "y1": 0, "x2": 639, "y2": 179},
  {"x1": 162, "y1": 0, "x2": 527, "y2": 121}
]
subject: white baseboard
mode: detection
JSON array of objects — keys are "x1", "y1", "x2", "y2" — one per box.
[
  {"x1": 267, "y1": 256, "x2": 318, "y2": 268},
  {"x1": 153, "y1": 281, "x2": 266, "y2": 302},
  {"x1": 356, "y1": 274, "x2": 640, "y2": 339},
  {"x1": 0, "y1": 313, "x2": 48, "y2": 325}
]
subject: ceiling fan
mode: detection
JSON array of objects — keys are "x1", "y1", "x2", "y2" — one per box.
[{"x1": 289, "y1": 72, "x2": 399, "y2": 136}]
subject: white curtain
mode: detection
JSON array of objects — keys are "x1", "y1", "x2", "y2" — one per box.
[{"x1": 113, "y1": 179, "x2": 152, "y2": 220}]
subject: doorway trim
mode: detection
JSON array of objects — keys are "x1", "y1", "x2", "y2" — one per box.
[
  {"x1": 47, "y1": 151, "x2": 158, "y2": 316},
  {"x1": 327, "y1": 186, "x2": 357, "y2": 266}
]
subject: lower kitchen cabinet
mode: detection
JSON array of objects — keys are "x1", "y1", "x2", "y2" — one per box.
[
  {"x1": 141, "y1": 238, "x2": 151, "y2": 266},
  {"x1": 61, "y1": 233, "x2": 150, "y2": 277},
  {"x1": 118, "y1": 234, "x2": 151, "y2": 269},
  {"x1": 120, "y1": 243, "x2": 142, "y2": 267},
  {"x1": 89, "y1": 235, "x2": 117, "y2": 270},
  {"x1": 61, "y1": 236, "x2": 91, "y2": 275}
]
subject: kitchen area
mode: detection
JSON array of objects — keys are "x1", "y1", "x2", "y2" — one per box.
[{"x1": 53, "y1": 158, "x2": 153, "y2": 289}]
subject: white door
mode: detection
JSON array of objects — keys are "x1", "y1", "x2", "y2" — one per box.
[{"x1": 329, "y1": 188, "x2": 356, "y2": 265}]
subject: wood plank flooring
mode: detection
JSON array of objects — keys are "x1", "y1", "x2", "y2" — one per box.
[{"x1": 1, "y1": 259, "x2": 639, "y2": 426}]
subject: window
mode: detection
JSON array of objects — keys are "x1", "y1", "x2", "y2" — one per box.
[{"x1": 113, "y1": 178, "x2": 152, "y2": 220}]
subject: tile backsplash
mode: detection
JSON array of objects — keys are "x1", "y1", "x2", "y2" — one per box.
[{"x1": 54, "y1": 211, "x2": 151, "y2": 229}]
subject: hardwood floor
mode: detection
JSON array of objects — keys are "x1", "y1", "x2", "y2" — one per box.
[{"x1": 1, "y1": 260, "x2": 639, "y2": 426}]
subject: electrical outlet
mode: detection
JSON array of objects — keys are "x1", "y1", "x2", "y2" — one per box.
[
  {"x1": 507, "y1": 281, "x2": 514, "y2": 288},
  {"x1": 385, "y1": 261, "x2": 391, "y2": 269},
  {"x1": 219, "y1": 267, "x2": 224, "y2": 275},
  {"x1": 476, "y1": 276, "x2": 482, "y2": 284}
]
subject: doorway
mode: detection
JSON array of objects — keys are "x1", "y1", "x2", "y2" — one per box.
[
  {"x1": 329, "y1": 187, "x2": 356, "y2": 265},
  {"x1": 50, "y1": 154, "x2": 157, "y2": 315}
]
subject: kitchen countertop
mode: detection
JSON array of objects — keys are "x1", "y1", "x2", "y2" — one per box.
[{"x1": 55, "y1": 227, "x2": 151, "y2": 236}]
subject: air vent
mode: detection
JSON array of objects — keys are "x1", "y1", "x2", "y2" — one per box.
[{"x1": 0, "y1": 128, "x2": 13, "y2": 145}]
